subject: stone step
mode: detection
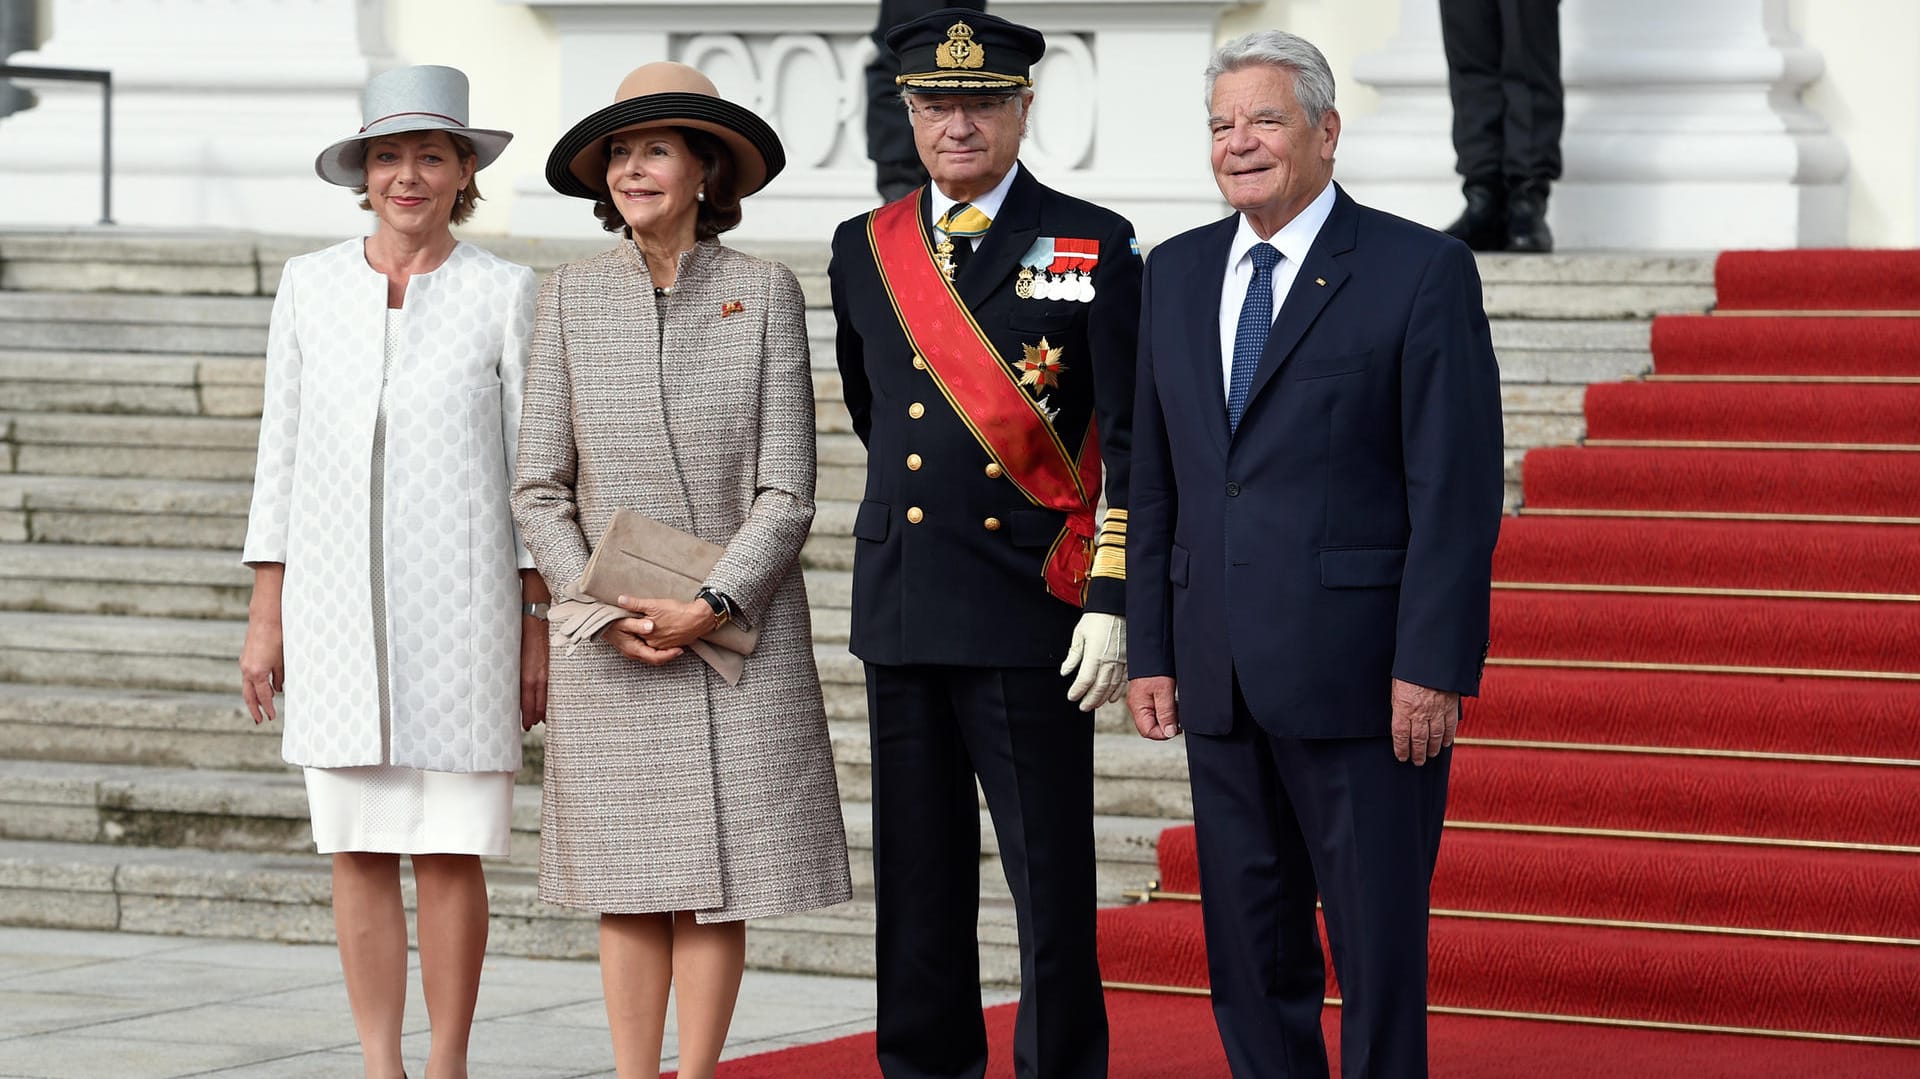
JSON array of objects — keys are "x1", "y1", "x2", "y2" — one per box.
[
  {"x1": 0, "y1": 317, "x2": 267, "y2": 358},
  {"x1": 0, "y1": 349, "x2": 260, "y2": 417},
  {"x1": 3, "y1": 412, "x2": 261, "y2": 481},
  {"x1": 1494, "y1": 349, "x2": 1650, "y2": 385},
  {"x1": 1490, "y1": 319, "x2": 1650, "y2": 353},
  {"x1": 0, "y1": 611, "x2": 243, "y2": 692},
  {"x1": 1481, "y1": 282, "x2": 1712, "y2": 320},
  {"x1": 0, "y1": 232, "x2": 268, "y2": 295},
  {"x1": 0, "y1": 683, "x2": 284, "y2": 772},
  {"x1": 0, "y1": 290, "x2": 274, "y2": 328},
  {"x1": 0, "y1": 834, "x2": 1028, "y2": 979},
  {"x1": 0, "y1": 757, "x2": 1171, "y2": 906},
  {"x1": 0, "y1": 542, "x2": 251, "y2": 620},
  {"x1": 0, "y1": 474, "x2": 251, "y2": 547}
]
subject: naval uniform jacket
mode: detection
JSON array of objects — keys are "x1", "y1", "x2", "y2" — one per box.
[{"x1": 829, "y1": 165, "x2": 1142, "y2": 669}]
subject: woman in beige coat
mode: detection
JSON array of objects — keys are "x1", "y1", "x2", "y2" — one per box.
[{"x1": 510, "y1": 63, "x2": 850, "y2": 1079}]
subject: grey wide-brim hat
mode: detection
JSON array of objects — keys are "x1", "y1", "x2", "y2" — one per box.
[{"x1": 315, "y1": 65, "x2": 514, "y2": 187}]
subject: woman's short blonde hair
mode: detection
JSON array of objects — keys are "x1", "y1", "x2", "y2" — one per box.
[{"x1": 354, "y1": 131, "x2": 485, "y2": 226}]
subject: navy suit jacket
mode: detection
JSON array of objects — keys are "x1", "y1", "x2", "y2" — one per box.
[{"x1": 1126, "y1": 184, "x2": 1505, "y2": 739}]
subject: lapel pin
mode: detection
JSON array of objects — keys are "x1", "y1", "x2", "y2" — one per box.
[
  {"x1": 721, "y1": 300, "x2": 745, "y2": 317},
  {"x1": 1315, "y1": 277, "x2": 1327, "y2": 286}
]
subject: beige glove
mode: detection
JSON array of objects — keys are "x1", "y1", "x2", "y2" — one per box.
[{"x1": 1061, "y1": 612, "x2": 1127, "y2": 712}]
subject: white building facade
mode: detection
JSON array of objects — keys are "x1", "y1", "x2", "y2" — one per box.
[{"x1": 2, "y1": 0, "x2": 1915, "y2": 248}]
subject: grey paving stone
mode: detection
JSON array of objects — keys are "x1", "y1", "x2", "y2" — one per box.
[{"x1": 0, "y1": 1032, "x2": 281, "y2": 1078}]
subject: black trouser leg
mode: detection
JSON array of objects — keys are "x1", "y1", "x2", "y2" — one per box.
[
  {"x1": 1274, "y1": 735, "x2": 1452, "y2": 1079},
  {"x1": 952, "y1": 666, "x2": 1107, "y2": 1079},
  {"x1": 1497, "y1": 0, "x2": 1563, "y2": 183},
  {"x1": 1185, "y1": 682, "x2": 1331, "y2": 1078},
  {"x1": 1439, "y1": 0, "x2": 1507, "y2": 184},
  {"x1": 867, "y1": 663, "x2": 988, "y2": 1079}
]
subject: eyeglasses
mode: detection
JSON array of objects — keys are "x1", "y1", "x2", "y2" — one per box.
[{"x1": 907, "y1": 95, "x2": 1020, "y2": 125}]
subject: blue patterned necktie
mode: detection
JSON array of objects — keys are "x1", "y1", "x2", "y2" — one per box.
[{"x1": 1227, "y1": 243, "x2": 1282, "y2": 433}]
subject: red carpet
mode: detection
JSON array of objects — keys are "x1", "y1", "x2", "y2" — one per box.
[
  {"x1": 1582, "y1": 381, "x2": 1920, "y2": 443},
  {"x1": 1487, "y1": 589, "x2": 1920, "y2": 672},
  {"x1": 1651, "y1": 315, "x2": 1920, "y2": 376},
  {"x1": 1491, "y1": 516, "x2": 1920, "y2": 595},
  {"x1": 1096, "y1": 902, "x2": 1920, "y2": 1039},
  {"x1": 1714, "y1": 249, "x2": 1920, "y2": 310},
  {"x1": 1463, "y1": 666, "x2": 1920, "y2": 757},
  {"x1": 1519, "y1": 445, "x2": 1920, "y2": 515},
  {"x1": 1447, "y1": 746, "x2": 1920, "y2": 844},
  {"x1": 1431, "y1": 829, "x2": 1920, "y2": 938},
  {"x1": 690, "y1": 991, "x2": 1920, "y2": 1078}
]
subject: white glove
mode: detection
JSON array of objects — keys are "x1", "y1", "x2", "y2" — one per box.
[{"x1": 1061, "y1": 612, "x2": 1127, "y2": 712}]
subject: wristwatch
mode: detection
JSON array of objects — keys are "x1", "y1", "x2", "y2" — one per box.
[
  {"x1": 522, "y1": 602, "x2": 549, "y2": 621},
  {"x1": 695, "y1": 587, "x2": 733, "y2": 626}
]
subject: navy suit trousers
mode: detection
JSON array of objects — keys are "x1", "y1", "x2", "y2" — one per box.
[{"x1": 1186, "y1": 679, "x2": 1451, "y2": 1079}]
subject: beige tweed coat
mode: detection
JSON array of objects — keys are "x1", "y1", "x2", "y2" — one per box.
[{"x1": 512, "y1": 239, "x2": 850, "y2": 921}]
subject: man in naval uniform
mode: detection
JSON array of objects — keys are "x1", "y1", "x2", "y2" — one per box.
[{"x1": 828, "y1": 9, "x2": 1141, "y2": 1078}]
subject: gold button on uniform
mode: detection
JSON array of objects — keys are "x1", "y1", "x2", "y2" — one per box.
[
  {"x1": 908, "y1": 402, "x2": 926, "y2": 419},
  {"x1": 983, "y1": 517, "x2": 1002, "y2": 532},
  {"x1": 913, "y1": 356, "x2": 928, "y2": 371},
  {"x1": 906, "y1": 454, "x2": 923, "y2": 471},
  {"x1": 906, "y1": 507, "x2": 924, "y2": 524},
  {"x1": 984, "y1": 462, "x2": 1004, "y2": 479}
]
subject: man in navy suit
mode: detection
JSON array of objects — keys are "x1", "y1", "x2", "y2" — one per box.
[{"x1": 1125, "y1": 29, "x2": 1504, "y2": 1079}]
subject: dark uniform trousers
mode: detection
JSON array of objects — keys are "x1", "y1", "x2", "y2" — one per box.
[
  {"x1": 1439, "y1": 0, "x2": 1564, "y2": 185},
  {"x1": 1189, "y1": 678, "x2": 1451, "y2": 1079},
  {"x1": 831, "y1": 163, "x2": 1139, "y2": 1079},
  {"x1": 866, "y1": 663, "x2": 1107, "y2": 1079}
]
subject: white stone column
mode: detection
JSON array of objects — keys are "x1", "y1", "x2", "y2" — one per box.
[
  {"x1": 1340, "y1": 0, "x2": 1847, "y2": 249},
  {"x1": 512, "y1": 0, "x2": 1250, "y2": 244},
  {"x1": 0, "y1": 0, "x2": 390, "y2": 232}
]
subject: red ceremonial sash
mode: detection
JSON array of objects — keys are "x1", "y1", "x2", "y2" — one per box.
[{"x1": 867, "y1": 192, "x2": 1102, "y2": 606}]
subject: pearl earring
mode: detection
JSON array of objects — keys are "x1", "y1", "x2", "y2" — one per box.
[{"x1": 697, "y1": 190, "x2": 706, "y2": 203}]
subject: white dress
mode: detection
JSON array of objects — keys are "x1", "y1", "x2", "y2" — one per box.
[{"x1": 304, "y1": 308, "x2": 513, "y2": 857}]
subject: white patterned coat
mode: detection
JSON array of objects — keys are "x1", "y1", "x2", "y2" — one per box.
[
  {"x1": 511, "y1": 240, "x2": 850, "y2": 921},
  {"x1": 243, "y1": 239, "x2": 537, "y2": 773}
]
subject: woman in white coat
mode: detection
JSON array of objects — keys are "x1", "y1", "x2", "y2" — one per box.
[{"x1": 238, "y1": 65, "x2": 548, "y2": 1079}]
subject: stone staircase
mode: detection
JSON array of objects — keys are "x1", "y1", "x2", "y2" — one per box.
[{"x1": 0, "y1": 229, "x2": 1712, "y2": 981}]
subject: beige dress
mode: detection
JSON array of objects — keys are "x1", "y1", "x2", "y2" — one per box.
[
  {"x1": 512, "y1": 240, "x2": 850, "y2": 922},
  {"x1": 304, "y1": 308, "x2": 514, "y2": 857}
]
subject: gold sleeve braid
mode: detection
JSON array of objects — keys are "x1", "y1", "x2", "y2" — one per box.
[{"x1": 1090, "y1": 507, "x2": 1127, "y2": 580}]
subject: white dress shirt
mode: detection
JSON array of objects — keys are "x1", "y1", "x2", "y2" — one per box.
[
  {"x1": 927, "y1": 162, "x2": 1021, "y2": 251},
  {"x1": 1219, "y1": 181, "x2": 1337, "y2": 394}
]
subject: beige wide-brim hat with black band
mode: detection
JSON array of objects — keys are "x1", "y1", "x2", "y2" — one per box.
[
  {"x1": 315, "y1": 65, "x2": 513, "y2": 188},
  {"x1": 546, "y1": 63, "x2": 786, "y2": 201}
]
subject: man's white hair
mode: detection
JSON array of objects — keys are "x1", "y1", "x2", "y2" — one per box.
[{"x1": 1204, "y1": 30, "x2": 1337, "y2": 125}]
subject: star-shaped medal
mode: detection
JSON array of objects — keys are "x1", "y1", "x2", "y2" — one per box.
[{"x1": 1018, "y1": 337, "x2": 1067, "y2": 391}]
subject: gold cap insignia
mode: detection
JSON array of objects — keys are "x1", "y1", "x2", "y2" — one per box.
[{"x1": 938, "y1": 21, "x2": 986, "y2": 70}]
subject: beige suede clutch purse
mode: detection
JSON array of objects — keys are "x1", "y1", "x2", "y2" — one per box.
[{"x1": 580, "y1": 509, "x2": 761, "y2": 657}]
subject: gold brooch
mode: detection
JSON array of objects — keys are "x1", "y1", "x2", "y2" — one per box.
[
  {"x1": 721, "y1": 300, "x2": 744, "y2": 317},
  {"x1": 938, "y1": 21, "x2": 986, "y2": 70}
]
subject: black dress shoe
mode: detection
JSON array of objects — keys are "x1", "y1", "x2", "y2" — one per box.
[
  {"x1": 1506, "y1": 179, "x2": 1555, "y2": 253},
  {"x1": 1443, "y1": 181, "x2": 1508, "y2": 252}
]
